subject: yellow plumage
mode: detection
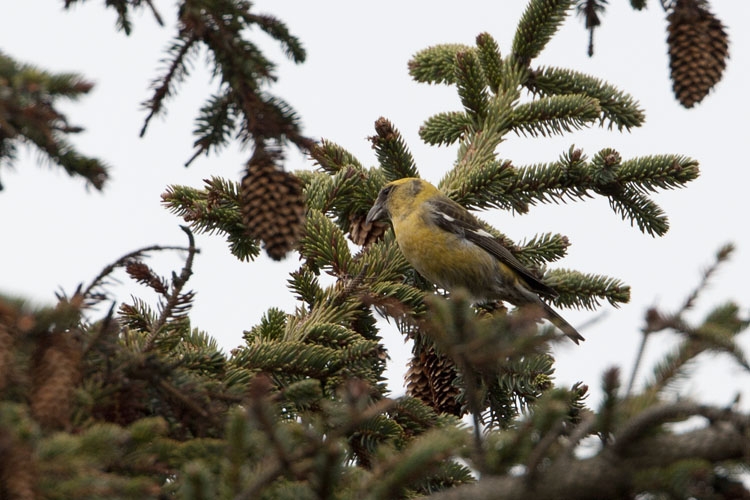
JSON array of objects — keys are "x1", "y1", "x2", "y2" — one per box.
[{"x1": 366, "y1": 177, "x2": 583, "y2": 344}]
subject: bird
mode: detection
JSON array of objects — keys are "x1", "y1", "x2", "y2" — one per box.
[{"x1": 365, "y1": 177, "x2": 584, "y2": 344}]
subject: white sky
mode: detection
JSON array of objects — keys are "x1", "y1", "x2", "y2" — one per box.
[{"x1": 1, "y1": 1, "x2": 748, "y2": 408}]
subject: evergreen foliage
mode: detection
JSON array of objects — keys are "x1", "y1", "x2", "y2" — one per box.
[
  {"x1": 1, "y1": 0, "x2": 749, "y2": 499},
  {"x1": 0, "y1": 51, "x2": 109, "y2": 190}
]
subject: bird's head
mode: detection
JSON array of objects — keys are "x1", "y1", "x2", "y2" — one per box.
[{"x1": 366, "y1": 177, "x2": 438, "y2": 224}]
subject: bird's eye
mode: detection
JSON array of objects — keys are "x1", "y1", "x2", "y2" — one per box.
[{"x1": 380, "y1": 185, "x2": 394, "y2": 198}]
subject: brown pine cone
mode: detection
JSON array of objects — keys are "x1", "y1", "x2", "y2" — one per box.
[
  {"x1": 241, "y1": 150, "x2": 305, "y2": 260},
  {"x1": 667, "y1": 0, "x2": 729, "y2": 108}
]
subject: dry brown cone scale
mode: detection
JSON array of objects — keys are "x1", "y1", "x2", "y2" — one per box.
[
  {"x1": 0, "y1": 322, "x2": 12, "y2": 392},
  {"x1": 241, "y1": 149, "x2": 306, "y2": 260},
  {"x1": 349, "y1": 213, "x2": 389, "y2": 247},
  {"x1": 0, "y1": 439, "x2": 36, "y2": 500},
  {"x1": 405, "y1": 346, "x2": 463, "y2": 416},
  {"x1": 666, "y1": 0, "x2": 728, "y2": 108},
  {"x1": 30, "y1": 331, "x2": 82, "y2": 429}
]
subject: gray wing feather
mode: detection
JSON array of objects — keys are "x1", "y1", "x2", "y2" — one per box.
[{"x1": 427, "y1": 197, "x2": 558, "y2": 298}]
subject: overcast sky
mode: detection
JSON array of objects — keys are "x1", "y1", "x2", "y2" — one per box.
[{"x1": 1, "y1": 1, "x2": 748, "y2": 407}]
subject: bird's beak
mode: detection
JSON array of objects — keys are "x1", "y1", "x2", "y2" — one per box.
[{"x1": 365, "y1": 197, "x2": 387, "y2": 224}]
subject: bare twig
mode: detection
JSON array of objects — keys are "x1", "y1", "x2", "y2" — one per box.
[
  {"x1": 626, "y1": 244, "x2": 735, "y2": 395},
  {"x1": 82, "y1": 244, "x2": 191, "y2": 305},
  {"x1": 144, "y1": 226, "x2": 198, "y2": 351}
]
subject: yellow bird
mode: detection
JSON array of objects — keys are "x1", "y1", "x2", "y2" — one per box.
[{"x1": 366, "y1": 177, "x2": 583, "y2": 344}]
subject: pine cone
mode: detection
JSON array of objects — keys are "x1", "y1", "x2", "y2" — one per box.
[
  {"x1": 241, "y1": 151, "x2": 305, "y2": 260},
  {"x1": 667, "y1": 0, "x2": 728, "y2": 108},
  {"x1": 30, "y1": 332, "x2": 81, "y2": 429},
  {"x1": 348, "y1": 213, "x2": 389, "y2": 246},
  {"x1": 0, "y1": 440, "x2": 36, "y2": 500},
  {"x1": 0, "y1": 323, "x2": 11, "y2": 392},
  {"x1": 0, "y1": 298, "x2": 36, "y2": 394},
  {"x1": 405, "y1": 347, "x2": 463, "y2": 416}
]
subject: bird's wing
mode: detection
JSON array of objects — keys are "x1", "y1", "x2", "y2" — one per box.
[{"x1": 427, "y1": 197, "x2": 559, "y2": 298}]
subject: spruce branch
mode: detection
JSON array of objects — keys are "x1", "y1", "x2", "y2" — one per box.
[
  {"x1": 526, "y1": 66, "x2": 646, "y2": 130},
  {"x1": 140, "y1": 34, "x2": 199, "y2": 137},
  {"x1": 369, "y1": 118, "x2": 419, "y2": 181},
  {"x1": 119, "y1": 297, "x2": 157, "y2": 334},
  {"x1": 356, "y1": 231, "x2": 413, "y2": 285},
  {"x1": 408, "y1": 44, "x2": 474, "y2": 85},
  {"x1": 125, "y1": 262, "x2": 169, "y2": 296},
  {"x1": 182, "y1": 3, "x2": 313, "y2": 155},
  {"x1": 363, "y1": 282, "x2": 427, "y2": 323},
  {"x1": 476, "y1": 33, "x2": 503, "y2": 94},
  {"x1": 523, "y1": 389, "x2": 579, "y2": 479},
  {"x1": 616, "y1": 154, "x2": 699, "y2": 194},
  {"x1": 243, "y1": 13, "x2": 306, "y2": 63},
  {"x1": 455, "y1": 51, "x2": 490, "y2": 119},
  {"x1": 419, "y1": 111, "x2": 474, "y2": 146},
  {"x1": 81, "y1": 243, "x2": 193, "y2": 308},
  {"x1": 637, "y1": 301, "x2": 750, "y2": 398},
  {"x1": 512, "y1": 0, "x2": 574, "y2": 67},
  {"x1": 440, "y1": 159, "x2": 524, "y2": 212},
  {"x1": 298, "y1": 210, "x2": 353, "y2": 276},
  {"x1": 0, "y1": 51, "x2": 108, "y2": 190},
  {"x1": 310, "y1": 165, "x2": 387, "y2": 246},
  {"x1": 597, "y1": 367, "x2": 621, "y2": 443},
  {"x1": 495, "y1": 155, "x2": 580, "y2": 204},
  {"x1": 511, "y1": 94, "x2": 601, "y2": 137},
  {"x1": 362, "y1": 426, "x2": 470, "y2": 500},
  {"x1": 63, "y1": 0, "x2": 165, "y2": 35},
  {"x1": 157, "y1": 379, "x2": 209, "y2": 419},
  {"x1": 443, "y1": 92, "x2": 517, "y2": 178},
  {"x1": 189, "y1": 90, "x2": 237, "y2": 162},
  {"x1": 628, "y1": 243, "x2": 746, "y2": 396},
  {"x1": 137, "y1": 1, "x2": 315, "y2": 167},
  {"x1": 421, "y1": 293, "x2": 559, "y2": 433},
  {"x1": 389, "y1": 396, "x2": 441, "y2": 435},
  {"x1": 287, "y1": 268, "x2": 324, "y2": 308},
  {"x1": 608, "y1": 187, "x2": 670, "y2": 236},
  {"x1": 505, "y1": 149, "x2": 698, "y2": 235},
  {"x1": 643, "y1": 336, "x2": 706, "y2": 396},
  {"x1": 544, "y1": 268, "x2": 630, "y2": 310},
  {"x1": 310, "y1": 140, "x2": 364, "y2": 174},
  {"x1": 425, "y1": 402, "x2": 750, "y2": 500},
  {"x1": 243, "y1": 307, "x2": 288, "y2": 344},
  {"x1": 143, "y1": 226, "x2": 198, "y2": 351},
  {"x1": 516, "y1": 232, "x2": 570, "y2": 266},
  {"x1": 162, "y1": 177, "x2": 261, "y2": 262},
  {"x1": 301, "y1": 170, "x2": 337, "y2": 213},
  {"x1": 610, "y1": 401, "x2": 745, "y2": 457},
  {"x1": 233, "y1": 377, "x2": 401, "y2": 500}
]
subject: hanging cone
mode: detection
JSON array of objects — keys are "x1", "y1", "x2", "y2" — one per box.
[
  {"x1": 0, "y1": 440, "x2": 36, "y2": 500},
  {"x1": 0, "y1": 323, "x2": 11, "y2": 392},
  {"x1": 405, "y1": 346, "x2": 463, "y2": 416},
  {"x1": 30, "y1": 331, "x2": 81, "y2": 429},
  {"x1": 241, "y1": 149, "x2": 305, "y2": 260},
  {"x1": 667, "y1": 0, "x2": 728, "y2": 108}
]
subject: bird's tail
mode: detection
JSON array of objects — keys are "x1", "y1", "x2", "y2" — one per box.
[{"x1": 539, "y1": 301, "x2": 585, "y2": 344}]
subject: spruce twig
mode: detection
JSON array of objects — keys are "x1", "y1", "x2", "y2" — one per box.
[{"x1": 144, "y1": 226, "x2": 198, "y2": 351}]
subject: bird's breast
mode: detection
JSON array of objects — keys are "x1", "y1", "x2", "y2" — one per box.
[{"x1": 393, "y1": 217, "x2": 498, "y2": 297}]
